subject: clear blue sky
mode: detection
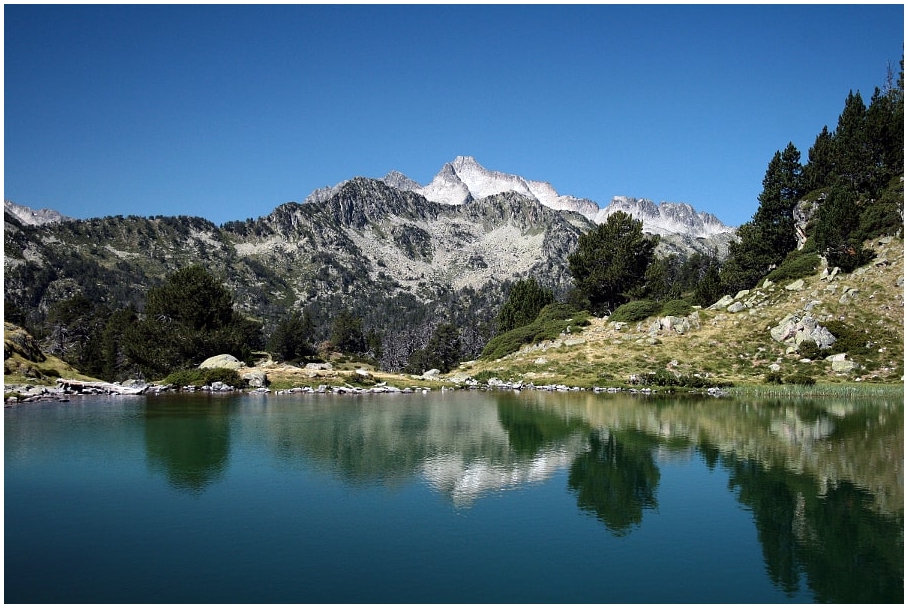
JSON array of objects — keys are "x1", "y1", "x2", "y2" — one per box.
[{"x1": 4, "y1": 4, "x2": 904, "y2": 227}]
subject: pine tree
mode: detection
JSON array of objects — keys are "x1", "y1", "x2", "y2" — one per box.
[
  {"x1": 802, "y1": 126, "x2": 836, "y2": 193},
  {"x1": 814, "y1": 186, "x2": 874, "y2": 272},
  {"x1": 330, "y1": 309, "x2": 366, "y2": 354},
  {"x1": 568, "y1": 211, "x2": 657, "y2": 315},
  {"x1": 721, "y1": 143, "x2": 803, "y2": 293},
  {"x1": 269, "y1": 310, "x2": 316, "y2": 362},
  {"x1": 496, "y1": 278, "x2": 555, "y2": 333},
  {"x1": 122, "y1": 266, "x2": 262, "y2": 377},
  {"x1": 832, "y1": 91, "x2": 870, "y2": 194}
]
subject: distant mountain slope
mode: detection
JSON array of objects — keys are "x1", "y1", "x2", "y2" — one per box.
[
  {"x1": 4, "y1": 178, "x2": 592, "y2": 365},
  {"x1": 295, "y1": 156, "x2": 736, "y2": 243}
]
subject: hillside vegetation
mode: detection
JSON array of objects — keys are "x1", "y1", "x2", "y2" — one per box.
[{"x1": 454, "y1": 235, "x2": 903, "y2": 388}]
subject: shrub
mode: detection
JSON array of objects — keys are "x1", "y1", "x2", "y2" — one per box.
[
  {"x1": 638, "y1": 370, "x2": 709, "y2": 389},
  {"x1": 823, "y1": 321, "x2": 871, "y2": 356},
  {"x1": 471, "y1": 370, "x2": 498, "y2": 384},
  {"x1": 610, "y1": 300, "x2": 660, "y2": 323},
  {"x1": 784, "y1": 373, "x2": 816, "y2": 386},
  {"x1": 766, "y1": 250, "x2": 820, "y2": 283},
  {"x1": 797, "y1": 339, "x2": 821, "y2": 360},
  {"x1": 163, "y1": 367, "x2": 244, "y2": 388},
  {"x1": 481, "y1": 304, "x2": 589, "y2": 361},
  {"x1": 764, "y1": 371, "x2": 784, "y2": 385},
  {"x1": 660, "y1": 299, "x2": 692, "y2": 317}
]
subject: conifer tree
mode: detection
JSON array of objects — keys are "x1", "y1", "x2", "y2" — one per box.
[
  {"x1": 802, "y1": 126, "x2": 836, "y2": 194},
  {"x1": 568, "y1": 211, "x2": 657, "y2": 315},
  {"x1": 721, "y1": 143, "x2": 803, "y2": 293},
  {"x1": 832, "y1": 91, "x2": 870, "y2": 193},
  {"x1": 496, "y1": 278, "x2": 555, "y2": 333}
]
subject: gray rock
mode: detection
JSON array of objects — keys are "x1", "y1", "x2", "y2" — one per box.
[
  {"x1": 831, "y1": 358, "x2": 858, "y2": 373},
  {"x1": 710, "y1": 295, "x2": 735, "y2": 310},
  {"x1": 770, "y1": 314, "x2": 836, "y2": 349},
  {"x1": 687, "y1": 311, "x2": 701, "y2": 330},
  {"x1": 305, "y1": 362, "x2": 333, "y2": 371},
  {"x1": 804, "y1": 300, "x2": 823, "y2": 311},
  {"x1": 785, "y1": 279, "x2": 805, "y2": 291},
  {"x1": 727, "y1": 301, "x2": 746, "y2": 314},
  {"x1": 199, "y1": 354, "x2": 243, "y2": 370},
  {"x1": 241, "y1": 369, "x2": 267, "y2": 388},
  {"x1": 661, "y1": 316, "x2": 691, "y2": 334}
]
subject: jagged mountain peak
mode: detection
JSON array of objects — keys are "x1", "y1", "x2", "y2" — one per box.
[
  {"x1": 382, "y1": 170, "x2": 421, "y2": 192},
  {"x1": 384, "y1": 156, "x2": 600, "y2": 219},
  {"x1": 303, "y1": 157, "x2": 735, "y2": 241},
  {"x1": 595, "y1": 195, "x2": 734, "y2": 238}
]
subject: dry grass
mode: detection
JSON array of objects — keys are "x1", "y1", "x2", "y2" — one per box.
[{"x1": 451, "y1": 236, "x2": 904, "y2": 388}]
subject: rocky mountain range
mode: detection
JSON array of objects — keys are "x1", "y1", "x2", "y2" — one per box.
[
  {"x1": 4, "y1": 158, "x2": 738, "y2": 366},
  {"x1": 308, "y1": 156, "x2": 736, "y2": 239}
]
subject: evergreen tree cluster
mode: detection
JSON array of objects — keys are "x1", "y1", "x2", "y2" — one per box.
[{"x1": 723, "y1": 60, "x2": 903, "y2": 290}]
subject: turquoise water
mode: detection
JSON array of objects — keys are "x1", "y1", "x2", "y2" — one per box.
[{"x1": 4, "y1": 390, "x2": 903, "y2": 603}]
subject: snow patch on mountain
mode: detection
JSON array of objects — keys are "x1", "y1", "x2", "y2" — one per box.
[{"x1": 409, "y1": 156, "x2": 600, "y2": 219}]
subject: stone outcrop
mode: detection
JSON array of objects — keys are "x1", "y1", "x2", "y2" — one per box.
[{"x1": 770, "y1": 314, "x2": 836, "y2": 349}]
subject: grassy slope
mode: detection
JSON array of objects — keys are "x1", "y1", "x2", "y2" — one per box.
[{"x1": 453, "y1": 236, "x2": 904, "y2": 388}]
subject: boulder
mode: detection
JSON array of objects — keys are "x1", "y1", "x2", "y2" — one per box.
[
  {"x1": 785, "y1": 279, "x2": 805, "y2": 291},
  {"x1": 199, "y1": 354, "x2": 243, "y2": 370},
  {"x1": 831, "y1": 358, "x2": 858, "y2": 373},
  {"x1": 687, "y1": 311, "x2": 701, "y2": 330},
  {"x1": 241, "y1": 369, "x2": 267, "y2": 388},
  {"x1": 727, "y1": 301, "x2": 746, "y2": 314},
  {"x1": 663, "y1": 316, "x2": 690, "y2": 334},
  {"x1": 770, "y1": 314, "x2": 836, "y2": 349},
  {"x1": 305, "y1": 362, "x2": 333, "y2": 371},
  {"x1": 709, "y1": 295, "x2": 735, "y2": 310}
]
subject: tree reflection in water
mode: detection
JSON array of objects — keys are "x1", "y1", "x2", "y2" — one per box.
[
  {"x1": 144, "y1": 398, "x2": 232, "y2": 493},
  {"x1": 567, "y1": 429, "x2": 660, "y2": 536},
  {"x1": 723, "y1": 452, "x2": 903, "y2": 603}
]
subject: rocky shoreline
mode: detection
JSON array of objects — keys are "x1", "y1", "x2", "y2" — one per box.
[{"x1": 5, "y1": 376, "x2": 729, "y2": 405}]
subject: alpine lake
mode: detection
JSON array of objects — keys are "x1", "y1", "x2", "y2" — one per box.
[{"x1": 4, "y1": 388, "x2": 903, "y2": 603}]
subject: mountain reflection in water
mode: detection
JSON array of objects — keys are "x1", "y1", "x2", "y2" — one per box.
[{"x1": 33, "y1": 389, "x2": 898, "y2": 603}]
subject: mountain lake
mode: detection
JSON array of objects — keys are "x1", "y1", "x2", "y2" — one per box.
[{"x1": 4, "y1": 389, "x2": 903, "y2": 603}]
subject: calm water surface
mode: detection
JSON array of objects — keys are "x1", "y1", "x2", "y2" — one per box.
[{"x1": 4, "y1": 390, "x2": 903, "y2": 603}]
